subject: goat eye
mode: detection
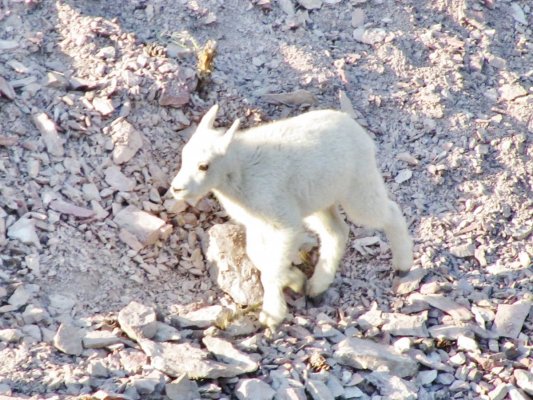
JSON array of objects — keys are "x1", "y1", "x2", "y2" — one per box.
[{"x1": 198, "y1": 164, "x2": 209, "y2": 171}]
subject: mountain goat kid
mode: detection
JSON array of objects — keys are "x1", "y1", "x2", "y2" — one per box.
[{"x1": 169, "y1": 105, "x2": 413, "y2": 330}]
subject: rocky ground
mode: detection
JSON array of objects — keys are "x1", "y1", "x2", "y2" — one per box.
[{"x1": 0, "y1": 0, "x2": 532, "y2": 399}]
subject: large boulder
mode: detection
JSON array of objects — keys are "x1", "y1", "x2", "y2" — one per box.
[{"x1": 204, "y1": 223, "x2": 263, "y2": 306}]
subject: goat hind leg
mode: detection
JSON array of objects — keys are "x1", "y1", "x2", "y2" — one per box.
[{"x1": 342, "y1": 189, "x2": 413, "y2": 273}]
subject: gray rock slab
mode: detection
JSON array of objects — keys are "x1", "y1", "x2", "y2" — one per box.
[
  {"x1": 172, "y1": 304, "x2": 231, "y2": 329},
  {"x1": 53, "y1": 323, "x2": 83, "y2": 355},
  {"x1": 382, "y1": 312, "x2": 429, "y2": 337},
  {"x1": 235, "y1": 378, "x2": 275, "y2": 400},
  {"x1": 334, "y1": 337, "x2": 418, "y2": 378},
  {"x1": 110, "y1": 118, "x2": 143, "y2": 164},
  {"x1": 366, "y1": 371, "x2": 417, "y2": 400},
  {"x1": 139, "y1": 339, "x2": 256, "y2": 379},
  {"x1": 22, "y1": 304, "x2": 48, "y2": 324},
  {"x1": 492, "y1": 301, "x2": 531, "y2": 338},
  {"x1": 83, "y1": 330, "x2": 124, "y2": 348},
  {"x1": 205, "y1": 223, "x2": 263, "y2": 306},
  {"x1": 305, "y1": 379, "x2": 335, "y2": 400},
  {"x1": 118, "y1": 301, "x2": 158, "y2": 341},
  {"x1": 165, "y1": 375, "x2": 200, "y2": 400},
  {"x1": 32, "y1": 112, "x2": 64, "y2": 157},
  {"x1": 114, "y1": 205, "x2": 165, "y2": 246},
  {"x1": 276, "y1": 387, "x2": 307, "y2": 400},
  {"x1": 7, "y1": 217, "x2": 41, "y2": 248},
  {"x1": 393, "y1": 267, "x2": 428, "y2": 295},
  {"x1": 514, "y1": 369, "x2": 533, "y2": 396},
  {"x1": 202, "y1": 336, "x2": 258, "y2": 373},
  {"x1": 8, "y1": 286, "x2": 31, "y2": 307},
  {"x1": 428, "y1": 324, "x2": 472, "y2": 340},
  {"x1": 105, "y1": 165, "x2": 136, "y2": 192},
  {"x1": 0, "y1": 328, "x2": 22, "y2": 343},
  {"x1": 409, "y1": 293, "x2": 472, "y2": 321}
]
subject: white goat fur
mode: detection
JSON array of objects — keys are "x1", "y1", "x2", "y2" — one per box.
[{"x1": 170, "y1": 105, "x2": 413, "y2": 329}]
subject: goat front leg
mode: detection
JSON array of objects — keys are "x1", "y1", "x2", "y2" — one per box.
[
  {"x1": 246, "y1": 226, "x2": 305, "y2": 330},
  {"x1": 304, "y1": 205, "x2": 349, "y2": 297}
]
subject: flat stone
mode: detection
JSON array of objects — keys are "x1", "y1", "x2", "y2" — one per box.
[
  {"x1": 205, "y1": 223, "x2": 263, "y2": 306},
  {"x1": 449, "y1": 352, "x2": 467, "y2": 366},
  {"x1": 202, "y1": 336, "x2": 258, "y2": 373},
  {"x1": 139, "y1": 339, "x2": 256, "y2": 379},
  {"x1": 409, "y1": 293, "x2": 472, "y2": 322},
  {"x1": 163, "y1": 199, "x2": 188, "y2": 214},
  {"x1": 334, "y1": 337, "x2": 418, "y2": 378},
  {"x1": 343, "y1": 386, "x2": 365, "y2": 399},
  {"x1": 488, "y1": 383, "x2": 509, "y2": 400},
  {"x1": 166, "y1": 375, "x2": 200, "y2": 400},
  {"x1": 8, "y1": 286, "x2": 31, "y2": 307},
  {"x1": 172, "y1": 304, "x2": 232, "y2": 329},
  {"x1": 132, "y1": 376, "x2": 159, "y2": 395},
  {"x1": 382, "y1": 312, "x2": 429, "y2": 337},
  {"x1": 53, "y1": 323, "x2": 83, "y2": 355},
  {"x1": 297, "y1": 0, "x2": 322, "y2": 10},
  {"x1": 276, "y1": 387, "x2": 307, "y2": 400},
  {"x1": 514, "y1": 369, "x2": 533, "y2": 395},
  {"x1": 119, "y1": 349, "x2": 149, "y2": 374},
  {"x1": 7, "y1": 217, "x2": 41, "y2": 248},
  {"x1": 436, "y1": 372, "x2": 455, "y2": 385},
  {"x1": 428, "y1": 324, "x2": 472, "y2": 340},
  {"x1": 235, "y1": 378, "x2": 275, "y2": 400},
  {"x1": 508, "y1": 386, "x2": 529, "y2": 400},
  {"x1": 118, "y1": 301, "x2": 158, "y2": 341},
  {"x1": 32, "y1": 112, "x2": 64, "y2": 157},
  {"x1": 93, "y1": 96, "x2": 115, "y2": 116},
  {"x1": 357, "y1": 308, "x2": 384, "y2": 330},
  {"x1": 408, "y1": 349, "x2": 453, "y2": 372},
  {"x1": 87, "y1": 360, "x2": 109, "y2": 378},
  {"x1": 351, "y1": 9, "x2": 365, "y2": 28},
  {"x1": 499, "y1": 83, "x2": 527, "y2": 101},
  {"x1": 110, "y1": 118, "x2": 143, "y2": 164},
  {"x1": 366, "y1": 371, "x2": 417, "y2": 400},
  {"x1": 395, "y1": 169, "x2": 413, "y2": 184},
  {"x1": 159, "y1": 81, "x2": 191, "y2": 107},
  {"x1": 305, "y1": 379, "x2": 334, "y2": 400},
  {"x1": 492, "y1": 301, "x2": 531, "y2": 338},
  {"x1": 0, "y1": 329, "x2": 22, "y2": 343},
  {"x1": 114, "y1": 205, "x2": 166, "y2": 246},
  {"x1": 48, "y1": 293, "x2": 76, "y2": 314},
  {"x1": 22, "y1": 304, "x2": 48, "y2": 324},
  {"x1": 153, "y1": 322, "x2": 189, "y2": 342},
  {"x1": 393, "y1": 267, "x2": 427, "y2": 295},
  {"x1": 0, "y1": 76, "x2": 16, "y2": 100},
  {"x1": 104, "y1": 166, "x2": 136, "y2": 192},
  {"x1": 353, "y1": 28, "x2": 387, "y2": 45},
  {"x1": 44, "y1": 71, "x2": 69, "y2": 89},
  {"x1": 326, "y1": 375, "x2": 345, "y2": 398},
  {"x1": 83, "y1": 330, "x2": 124, "y2": 348},
  {"x1": 0, "y1": 383, "x2": 11, "y2": 395},
  {"x1": 457, "y1": 334, "x2": 479, "y2": 352},
  {"x1": 449, "y1": 242, "x2": 476, "y2": 258},
  {"x1": 49, "y1": 199, "x2": 95, "y2": 218},
  {"x1": 417, "y1": 370, "x2": 438, "y2": 386}
]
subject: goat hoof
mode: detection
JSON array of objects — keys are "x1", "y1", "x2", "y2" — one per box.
[
  {"x1": 395, "y1": 269, "x2": 410, "y2": 278},
  {"x1": 259, "y1": 311, "x2": 283, "y2": 331},
  {"x1": 305, "y1": 279, "x2": 328, "y2": 298},
  {"x1": 307, "y1": 293, "x2": 326, "y2": 307}
]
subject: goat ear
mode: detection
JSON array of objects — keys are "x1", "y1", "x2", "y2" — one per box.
[
  {"x1": 198, "y1": 104, "x2": 219, "y2": 130},
  {"x1": 220, "y1": 118, "x2": 240, "y2": 149}
]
